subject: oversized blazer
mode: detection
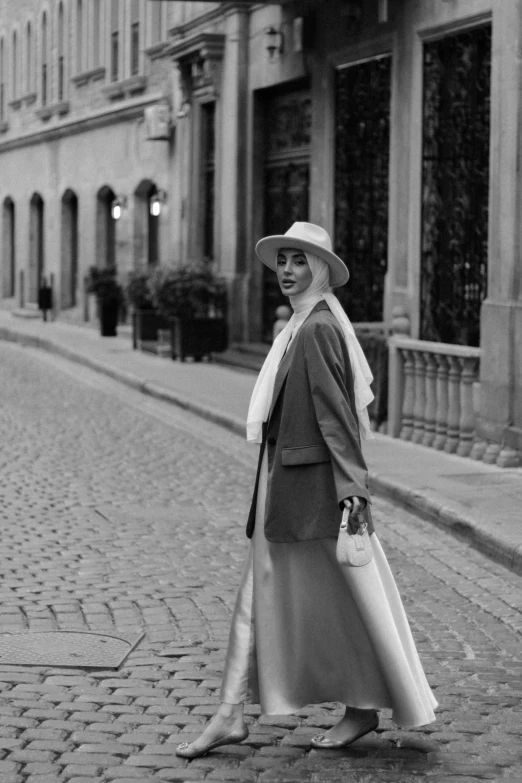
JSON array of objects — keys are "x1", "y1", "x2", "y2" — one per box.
[{"x1": 246, "y1": 300, "x2": 374, "y2": 543}]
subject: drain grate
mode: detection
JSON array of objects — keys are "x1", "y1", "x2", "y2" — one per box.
[{"x1": 0, "y1": 630, "x2": 144, "y2": 669}]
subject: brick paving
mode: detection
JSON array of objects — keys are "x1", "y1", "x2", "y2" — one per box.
[{"x1": 0, "y1": 341, "x2": 521, "y2": 782}]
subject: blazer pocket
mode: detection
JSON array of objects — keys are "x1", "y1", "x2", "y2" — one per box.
[{"x1": 281, "y1": 444, "x2": 331, "y2": 466}]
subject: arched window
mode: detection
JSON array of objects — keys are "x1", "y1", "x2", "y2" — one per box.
[
  {"x1": 41, "y1": 12, "x2": 48, "y2": 106},
  {"x1": 111, "y1": 0, "x2": 119, "y2": 82},
  {"x1": 12, "y1": 30, "x2": 18, "y2": 101},
  {"x1": 26, "y1": 22, "x2": 32, "y2": 94},
  {"x1": 0, "y1": 38, "x2": 5, "y2": 123},
  {"x1": 76, "y1": 0, "x2": 83, "y2": 73},
  {"x1": 131, "y1": 0, "x2": 140, "y2": 75},
  {"x1": 58, "y1": 2, "x2": 64, "y2": 99},
  {"x1": 93, "y1": 0, "x2": 101, "y2": 67},
  {"x1": 151, "y1": 1, "x2": 162, "y2": 45}
]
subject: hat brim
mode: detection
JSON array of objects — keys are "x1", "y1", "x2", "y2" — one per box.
[{"x1": 255, "y1": 235, "x2": 349, "y2": 288}]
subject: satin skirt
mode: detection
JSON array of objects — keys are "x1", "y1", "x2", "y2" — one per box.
[{"x1": 220, "y1": 452, "x2": 438, "y2": 728}]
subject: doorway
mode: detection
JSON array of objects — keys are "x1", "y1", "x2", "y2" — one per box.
[
  {"x1": 61, "y1": 189, "x2": 78, "y2": 308},
  {"x1": 261, "y1": 85, "x2": 311, "y2": 342},
  {"x1": 96, "y1": 185, "x2": 116, "y2": 269},
  {"x1": 2, "y1": 197, "x2": 15, "y2": 298},
  {"x1": 29, "y1": 193, "x2": 44, "y2": 303}
]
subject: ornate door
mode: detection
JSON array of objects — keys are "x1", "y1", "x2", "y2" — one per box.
[
  {"x1": 262, "y1": 88, "x2": 311, "y2": 342},
  {"x1": 334, "y1": 55, "x2": 391, "y2": 322},
  {"x1": 420, "y1": 26, "x2": 491, "y2": 347}
]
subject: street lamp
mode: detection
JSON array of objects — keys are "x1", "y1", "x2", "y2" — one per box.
[{"x1": 265, "y1": 26, "x2": 284, "y2": 60}]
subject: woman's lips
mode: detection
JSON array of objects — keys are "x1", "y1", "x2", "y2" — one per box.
[{"x1": 282, "y1": 281, "x2": 294, "y2": 288}]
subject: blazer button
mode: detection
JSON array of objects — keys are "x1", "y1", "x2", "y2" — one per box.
[{"x1": 267, "y1": 437, "x2": 276, "y2": 446}]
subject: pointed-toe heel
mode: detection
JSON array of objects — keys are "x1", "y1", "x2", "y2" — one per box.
[{"x1": 175, "y1": 725, "x2": 249, "y2": 759}]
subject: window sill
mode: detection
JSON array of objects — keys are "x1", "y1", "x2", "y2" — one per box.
[
  {"x1": 144, "y1": 41, "x2": 169, "y2": 60},
  {"x1": 35, "y1": 101, "x2": 70, "y2": 121},
  {"x1": 21, "y1": 92, "x2": 37, "y2": 107},
  {"x1": 102, "y1": 74, "x2": 147, "y2": 101},
  {"x1": 72, "y1": 66, "x2": 106, "y2": 87}
]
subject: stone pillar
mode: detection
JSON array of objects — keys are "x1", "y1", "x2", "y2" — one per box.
[{"x1": 477, "y1": 0, "x2": 522, "y2": 455}]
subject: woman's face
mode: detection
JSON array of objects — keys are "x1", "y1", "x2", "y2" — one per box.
[{"x1": 276, "y1": 248, "x2": 313, "y2": 297}]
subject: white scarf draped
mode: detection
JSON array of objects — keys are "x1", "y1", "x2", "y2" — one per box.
[{"x1": 246, "y1": 254, "x2": 374, "y2": 443}]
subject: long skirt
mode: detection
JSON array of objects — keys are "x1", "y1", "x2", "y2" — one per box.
[{"x1": 220, "y1": 451, "x2": 438, "y2": 728}]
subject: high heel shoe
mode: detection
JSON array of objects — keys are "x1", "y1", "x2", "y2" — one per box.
[
  {"x1": 175, "y1": 724, "x2": 249, "y2": 759},
  {"x1": 310, "y1": 712, "x2": 379, "y2": 750}
]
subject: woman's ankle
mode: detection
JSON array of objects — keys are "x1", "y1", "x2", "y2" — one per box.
[{"x1": 218, "y1": 702, "x2": 244, "y2": 721}]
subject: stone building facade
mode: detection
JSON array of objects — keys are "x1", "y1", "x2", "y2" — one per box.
[{"x1": 0, "y1": 0, "x2": 521, "y2": 465}]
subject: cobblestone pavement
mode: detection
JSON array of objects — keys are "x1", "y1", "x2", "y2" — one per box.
[{"x1": 0, "y1": 342, "x2": 521, "y2": 783}]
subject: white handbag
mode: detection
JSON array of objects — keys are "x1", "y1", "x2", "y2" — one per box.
[{"x1": 336, "y1": 506, "x2": 373, "y2": 567}]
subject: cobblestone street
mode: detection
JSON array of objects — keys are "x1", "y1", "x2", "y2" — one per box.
[{"x1": 0, "y1": 341, "x2": 521, "y2": 783}]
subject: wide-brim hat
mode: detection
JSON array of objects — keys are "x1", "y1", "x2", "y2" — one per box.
[{"x1": 255, "y1": 222, "x2": 349, "y2": 288}]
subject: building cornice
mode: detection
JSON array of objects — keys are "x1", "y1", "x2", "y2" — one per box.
[{"x1": 0, "y1": 93, "x2": 164, "y2": 155}]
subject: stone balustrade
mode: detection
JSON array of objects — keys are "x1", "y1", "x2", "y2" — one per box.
[{"x1": 388, "y1": 336, "x2": 481, "y2": 457}]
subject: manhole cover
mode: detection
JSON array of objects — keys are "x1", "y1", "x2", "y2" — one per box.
[{"x1": 0, "y1": 630, "x2": 144, "y2": 668}]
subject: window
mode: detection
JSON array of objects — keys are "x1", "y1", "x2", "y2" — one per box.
[
  {"x1": 41, "y1": 12, "x2": 48, "y2": 106},
  {"x1": 201, "y1": 101, "x2": 216, "y2": 260},
  {"x1": 26, "y1": 22, "x2": 32, "y2": 94},
  {"x1": 12, "y1": 31, "x2": 18, "y2": 100},
  {"x1": 111, "y1": 0, "x2": 119, "y2": 82},
  {"x1": 76, "y1": 0, "x2": 83, "y2": 73},
  {"x1": 131, "y1": 0, "x2": 139, "y2": 76},
  {"x1": 58, "y1": 3, "x2": 64, "y2": 100},
  {"x1": 0, "y1": 39, "x2": 5, "y2": 122},
  {"x1": 151, "y1": 1, "x2": 162, "y2": 44},
  {"x1": 93, "y1": 0, "x2": 101, "y2": 66}
]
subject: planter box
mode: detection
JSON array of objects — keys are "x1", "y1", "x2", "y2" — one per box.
[
  {"x1": 169, "y1": 317, "x2": 228, "y2": 362},
  {"x1": 100, "y1": 305, "x2": 119, "y2": 337},
  {"x1": 132, "y1": 309, "x2": 170, "y2": 349}
]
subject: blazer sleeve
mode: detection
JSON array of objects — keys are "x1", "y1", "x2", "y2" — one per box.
[{"x1": 304, "y1": 320, "x2": 371, "y2": 508}]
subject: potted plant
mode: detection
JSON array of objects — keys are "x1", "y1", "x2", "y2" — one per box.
[
  {"x1": 86, "y1": 266, "x2": 124, "y2": 337},
  {"x1": 125, "y1": 269, "x2": 169, "y2": 350},
  {"x1": 150, "y1": 263, "x2": 228, "y2": 361}
]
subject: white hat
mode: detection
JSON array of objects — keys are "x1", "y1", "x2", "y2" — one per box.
[{"x1": 255, "y1": 222, "x2": 349, "y2": 288}]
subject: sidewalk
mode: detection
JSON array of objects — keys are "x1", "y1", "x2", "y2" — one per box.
[{"x1": 2, "y1": 308, "x2": 522, "y2": 576}]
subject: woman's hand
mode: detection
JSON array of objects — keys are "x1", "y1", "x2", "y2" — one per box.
[{"x1": 343, "y1": 496, "x2": 365, "y2": 528}]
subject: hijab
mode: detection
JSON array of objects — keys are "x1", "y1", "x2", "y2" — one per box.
[{"x1": 246, "y1": 253, "x2": 374, "y2": 443}]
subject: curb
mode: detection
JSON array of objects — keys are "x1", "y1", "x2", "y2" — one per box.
[{"x1": 2, "y1": 325, "x2": 521, "y2": 576}]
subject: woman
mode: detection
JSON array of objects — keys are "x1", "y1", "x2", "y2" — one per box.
[{"x1": 176, "y1": 222, "x2": 437, "y2": 759}]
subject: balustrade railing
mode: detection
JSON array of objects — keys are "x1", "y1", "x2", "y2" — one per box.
[{"x1": 388, "y1": 336, "x2": 481, "y2": 457}]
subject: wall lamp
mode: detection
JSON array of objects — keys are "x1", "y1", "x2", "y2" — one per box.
[
  {"x1": 111, "y1": 195, "x2": 127, "y2": 221},
  {"x1": 265, "y1": 26, "x2": 284, "y2": 60},
  {"x1": 150, "y1": 189, "x2": 167, "y2": 217}
]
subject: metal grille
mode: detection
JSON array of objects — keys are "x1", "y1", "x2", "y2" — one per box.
[
  {"x1": 262, "y1": 88, "x2": 311, "y2": 342},
  {"x1": 202, "y1": 101, "x2": 216, "y2": 261},
  {"x1": 334, "y1": 55, "x2": 391, "y2": 322},
  {"x1": 0, "y1": 630, "x2": 143, "y2": 669},
  {"x1": 420, "y1": 25, "x2": 491, "y2": 347}
]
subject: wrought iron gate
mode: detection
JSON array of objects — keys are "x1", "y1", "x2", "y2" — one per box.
[
  {"x1": 420, "y1": 25, "x2": 491, "y2": 347},
  {"x1": 262, "y1": 87, "x2": 311, "y2": 342},
  {"x1": 334, "y1": 55, "x2": 391, "y2": 322}
]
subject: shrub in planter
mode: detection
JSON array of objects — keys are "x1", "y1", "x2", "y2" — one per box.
[
  {"x1": 150, "y1": 263, "x2": 228, "y2": 361},
  {"x1": 86, "y1": 266, "x2": 124, "y2": 337},
  {"x1": 125, "y1": 270, "x2": 168, "y2": 349}
]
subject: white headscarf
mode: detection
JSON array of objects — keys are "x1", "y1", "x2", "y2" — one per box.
[{"x1": 246, "y1": 253, "x2": 374, "y2": 443}]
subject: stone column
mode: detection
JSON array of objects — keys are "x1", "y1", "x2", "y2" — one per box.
[
  {"x1": 444, "y1": 356, "x2": 461, "y2": 454},
  {"x1": 433, "y1": 354, "x2": 449, "y2": 451},
  {"x1": 422, "y1": 352, "x2": 437, "y2": 448},
  {"x1": 478, "y1": 0, "x2": 522, "y2": 456},
  {"x1": 399, "y1": 349, "x2": 415, "y2": 441}
]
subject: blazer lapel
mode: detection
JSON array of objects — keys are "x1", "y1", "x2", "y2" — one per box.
[
  {"x1": 268, "y1": 333, "x2": 298, "y2": 420},
  {"x1": 267, "y1": 300, "x2": 331, "y2": 421}
]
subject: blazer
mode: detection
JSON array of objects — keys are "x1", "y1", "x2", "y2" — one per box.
[{"x1": 246, "y1": 300, "x2": 374, "y2": 543}]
